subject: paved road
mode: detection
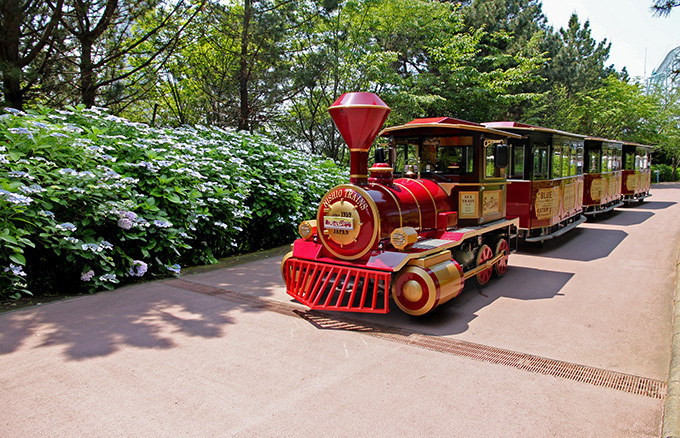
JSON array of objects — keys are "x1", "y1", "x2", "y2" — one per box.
[{"x1": 1, "y1": 185, "x2": 679, "y2": 437}]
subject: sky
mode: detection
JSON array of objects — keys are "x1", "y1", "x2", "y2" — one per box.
[{"x1": 539, "y1": 0, "x2": 680, "y2": 81}]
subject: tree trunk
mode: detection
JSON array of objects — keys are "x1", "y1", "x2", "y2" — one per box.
[
  {"x1": 80, "y1": 39, "x2": 96, "y2": 107},
  {"x1": 237, "y1": 0, "x2": 251, "y2": 131},
  {"x1": 0, "y1": 1, "x2": 23, "y2": 109}
]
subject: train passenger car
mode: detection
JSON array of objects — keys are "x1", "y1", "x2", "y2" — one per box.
[
  {"x1": 483, "y1": 122, "x2": 587, "y2": 242},
  {"x1": 282, "y1": 92, "x2": 520, "y2": 316},
  {"x1": 582, "y1": 137, "x2": 624, "y2": 216},
  {"x1": 621, "y1": 141, "x2": 652, "y2": 204}
]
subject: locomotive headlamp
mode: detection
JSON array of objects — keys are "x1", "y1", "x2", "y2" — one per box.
[
  {"x1": 390, "y1": 227, "x2": 418, "y2": 250},
  {"x1": 298, "y1": 220, "x2": 317, "y2": 240}
]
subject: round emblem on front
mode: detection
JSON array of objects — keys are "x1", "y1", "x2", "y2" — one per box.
[
  {"x1": 317, "y1": 185, "x2": 379, "y2": 260},
  {"x1": 325, "y1": 200, "x2": 361, "y2": 246}
]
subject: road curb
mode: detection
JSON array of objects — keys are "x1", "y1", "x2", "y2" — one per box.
[{"x1": 663, "y1": 246, "x2": 680, "y2": 438}]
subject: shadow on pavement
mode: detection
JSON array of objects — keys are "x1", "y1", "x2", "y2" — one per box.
[
  {"x1": 0, "y1": 283, "x2": 244, "y2": 361},
  {"x1": 344, "y1": 265, "x2": 573, "y2": 337},
  {"x1": 594, "y1": 209, "x2": 654, "y2": 226},
  {"x1": 518, "y1": 227, "x2": 627, "y2": 262},
  {"x1": 630, "y1": 200, "x2": 677, "y2": 210}
]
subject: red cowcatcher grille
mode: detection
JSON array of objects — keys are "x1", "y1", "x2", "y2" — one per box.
[{"x1": 284, "y1": 258, "x2": 391, "y2": 314}]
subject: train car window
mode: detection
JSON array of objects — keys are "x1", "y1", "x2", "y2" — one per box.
[
  {"x1": 533, "y1": 146, "x2": 549, "y2": 180},
  {"x1": 561, "y1": 143, "x2": 571, "y2": 177},
  {"x1": 625, "y1": 150, "x2": 635, "y2": 170},
  {"x1": 575, "y1": 146, "x2": 584, "y2": 174},
  {"x1": 568, "y1": 143, "x2": 578, "y2": 175},
  {"x1": 639, "y1": 149, "x2": 650, "y2": 169},
  {"x1": 552, "y1": 145, "x2": 562, "y2": 178},
  {"x1": 588, "y1": 149, "x2": 601, "y2": 173},
  {"x1": 613, "y1": 148, "x2": 622, "y2": 171},
  {"x1": 510, "y1": 145, "x2": 524, "y2": 179},
  {"x1": 602, "y1": 148, "x2": 612, "y2": 172}
]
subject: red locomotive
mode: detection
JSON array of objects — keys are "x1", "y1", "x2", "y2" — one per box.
[{"x1": 282, "y1": 92, "x2": 520, "y2": 316}]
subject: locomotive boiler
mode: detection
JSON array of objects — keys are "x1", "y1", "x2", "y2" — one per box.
[{"x1": 282, "y1": 92, "x2": 520, "y2": 316}]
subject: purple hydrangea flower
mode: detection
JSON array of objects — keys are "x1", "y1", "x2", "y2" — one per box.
[
  {"x1": 129, "y1": 260, "x2": 148, "y2": 277},
  {"x1": 117, "y1": 217, "x2": 133, "y2": 230}
]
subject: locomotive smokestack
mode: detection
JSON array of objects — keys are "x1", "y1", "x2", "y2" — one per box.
[{"x1": 328, "y1": 92, "x2": 391, "y2": 185}]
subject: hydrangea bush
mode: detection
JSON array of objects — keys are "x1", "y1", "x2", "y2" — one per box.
[{"x1": 0, "y1": 106, "x2": 347, "y2": 299}]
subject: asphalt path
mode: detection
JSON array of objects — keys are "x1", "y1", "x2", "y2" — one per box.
[{"x1": 1, "y1": 184, "x2": 679, "y2": 437}]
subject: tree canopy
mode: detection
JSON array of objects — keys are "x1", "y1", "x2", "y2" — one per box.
[{"x1": 0, "y1": 0, "x2": 676, "y2": 163}]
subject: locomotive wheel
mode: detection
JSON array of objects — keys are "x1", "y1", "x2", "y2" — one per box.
[
  {"x1": 476, "y1": 244, "x2": 494, "y2": 285},
  {"x1": 494, "y1": 239, "x2": 509, "y2": 277}
]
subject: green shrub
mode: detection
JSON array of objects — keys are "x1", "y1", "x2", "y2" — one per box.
[
  {"x1": 0, "y1": 106, "x2": 347, "y2": 299},
  {"x1": 651, "y1": 164, "x2": 675, "y2": 182}
]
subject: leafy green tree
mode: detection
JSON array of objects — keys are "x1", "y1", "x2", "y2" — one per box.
[
  {"x1": 461, "y1": 0, "x2": 554, "y2": 121},
  {"x1": 277, "y1": 0, "x2": 546, "y2": 160},
  {"x1": 0, "y1": 0, "x2": 63, "y2": 109},
  {"x1": 275, "y1": 0, "x2": 402, "y2": 160},
  {"x1": 148, "y1": 0, "x2": 323, "y2": 131},
  {"x1": 544, "y1": 13, "x2": 615, "y2": 94},
  {"x1": 534, "y1": 76, "x2": 657, "y2": 140},
  {"x1": 59, "y1": 0, "x2": 202, "y2": 108},
  {"x1": 651, "y1": 85, "x2": 680, "y2": 178}
]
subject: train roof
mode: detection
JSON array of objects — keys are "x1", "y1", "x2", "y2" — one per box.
[
  {"x1": 378, "y1": 117, "x2": 522, "y2": 140},
  {"x1": 585, "y1": 137, "x2": 624, "y2": 145},
  {"x1": 482, "y1": 121, "x2": 587, "y2": 139},
  {"x1": 621, "y1": 141, "x2": 654, "y2": 150}
]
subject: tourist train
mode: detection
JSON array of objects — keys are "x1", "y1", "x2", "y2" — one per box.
[{"x1": 281, "y1": 92, "x2": 652, "y2": 316}]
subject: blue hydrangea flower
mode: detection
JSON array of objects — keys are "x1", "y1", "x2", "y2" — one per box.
[
  {"x1": 99, "y1": 273, "x2": 118, "y2": 283},
  {"x1": 153, "y1": 219, "x2": 172, "y2": 228},
  {"x1": 4, "y1": 264, "x2": 26, "y2": 277},
  {"x1": 56, "y1": 222, "x2": 77, "y2": 232}
]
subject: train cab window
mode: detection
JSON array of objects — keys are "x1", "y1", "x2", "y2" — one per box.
[
  {"x1": 510, "y1": 145, "x2": 524, "y2": 179},
  {"x1": 533, "y1": 146, "x2": 549, "y2": 180},
  {"x1": 394, "y1": 142, "x2": 419, "y2": 176},
  {"x1": 484, "y1": 144, "x2": 503, "y2": 178},
  {"x1": 436, "y1": 145, "x2": 473, "y2": 174},
  {"x1": 421, "y1": 143, "x2": 437, "y2": 172}
]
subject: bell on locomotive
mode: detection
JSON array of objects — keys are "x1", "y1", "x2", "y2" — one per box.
[{"x1": 282, "y1": 92, "x2": 520, "y2": 316}]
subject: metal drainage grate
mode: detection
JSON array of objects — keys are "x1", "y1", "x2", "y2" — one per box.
[{"x1": 167, "y1": 279, "x2": 667, "y2": 400}]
